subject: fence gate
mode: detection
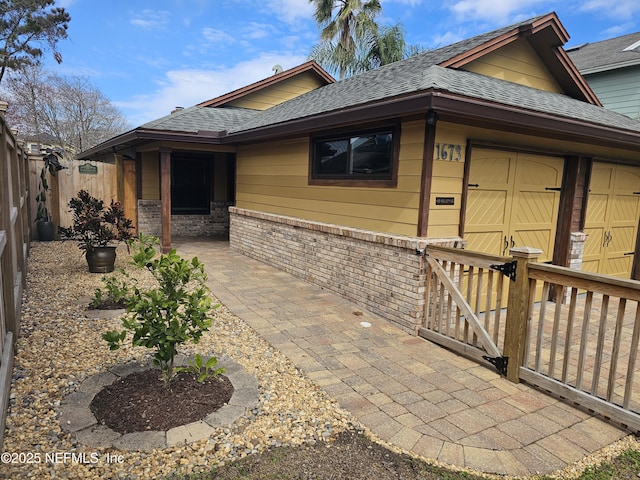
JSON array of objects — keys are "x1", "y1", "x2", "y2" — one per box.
[
  {"x1": 420, "y1": 244, "x2": 640, "y2": 431},
  {"x1": 419, "y1": 245, "x2": 513, "y2": 374}
]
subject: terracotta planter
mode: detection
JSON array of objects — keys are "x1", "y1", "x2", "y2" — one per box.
[
  {"x1": 36, "y1": 221, "x2": 55, "y2": 241},
  {"x1": 86, "y1": 246, "x2": 117, "y2": 273}
]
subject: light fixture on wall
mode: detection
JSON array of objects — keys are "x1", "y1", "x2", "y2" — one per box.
[{"x1": 426, "y1": 109, "x2": 438, "y2": 126}]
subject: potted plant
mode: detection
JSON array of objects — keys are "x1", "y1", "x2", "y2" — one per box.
[
  {"x1": 59, "y1": 190, "x2": 134, "y2": 273},
  {"x1": 35, "y1": 150, "x2": 65, "y2": 241}
]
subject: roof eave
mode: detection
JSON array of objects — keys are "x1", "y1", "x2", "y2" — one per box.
[
  {"x1": 580, "y1": 58, "x2": 640, "y2": 75},
  {"x1": 432, "y1": 93, "x2": 640, "y2": 150},
  {"x1": 441, "y1": 12, "x2": 566, "y2": 69},
  {"x1": 76, "y1": 128, "x2": 226, "y2": 159},
  {"x1": 224, "y1": 90, "x2": 640, "y2": 153},
  {"x1": 197, "y1": 61, "x2": 335, "y2": 108}
]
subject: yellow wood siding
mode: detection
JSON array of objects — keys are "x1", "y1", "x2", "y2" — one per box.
[
  {"x1": 427, "y1": 125, "x2": 467, "y2": 238},
  {"x1": 235, "y1": 120, "x2": 424, "y2": 236},
  {"x1": 141, "y1": 152, "x2": 159, "y2": 200},
  {"x1": 227, "y1": 72, "x2": 326, "y2": 110},
  {"x1": 462, "y1": 39, "x2": 563, "y2": 93}
]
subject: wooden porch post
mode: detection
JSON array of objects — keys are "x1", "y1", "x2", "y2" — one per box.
[
  {"x1": 417, "y1": 109, "x2": 437, "y2": 237},
  {"x1": 160, "y1": 148, "x2": 172, "y2": 253},
  {"x1": 503, "y1": 246, "x2": 542, "y2": 383}
]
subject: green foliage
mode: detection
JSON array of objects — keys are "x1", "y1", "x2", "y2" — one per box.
[
  {"x1": 176, "y1": 354, "x2": 225, "y2": 383},
  {"x1": 0, "y1": 0, "x2": 71, "y2": 83},
  {"x1": 35, "y1": 151, "x2": 64, "y2": 222},
  {"x1": 102, "y1": 234, "x2": 219, "y2": 389},
  {"x1": 307, "y1": 0, "x2": 423, "y2": 79},
  {"x1": 91, "y1": 273, "x2": 127, "y2": 308},
  {"x1": 59, "y1": 190, "x2": 134, "y2": 251}
]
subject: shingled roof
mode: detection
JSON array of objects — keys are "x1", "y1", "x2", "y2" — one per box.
[
  {"x1": 567, "y1": 31, "x2": 640, "y2": 74},
  {"x1": 78, "y1": 12, "x2": 640, "y2": 159},
  {"x1": 141, "y1": 105, "x2": 257, "y2": 134},
  {"x1": 228, "y1": 63, "x2": 640, "y2": 136}
]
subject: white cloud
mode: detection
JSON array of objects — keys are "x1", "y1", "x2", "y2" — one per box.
[
  {"x1": 447, "y1": 0, "x2": 548, "y2": 24},
  {"x1": 202, "y1": 28, "x2": 237, "y2": 46},
  {"x1": 264, "y1": 0, "x2": 314, "y2": 24},
  {"x1": 580, "y1": 0, "x2": 640, "y2": 19},
  {"x1": 130, "y1": 10, "x2": 171, "y2": 30},
  {"x1": 118, "y1": 53, "x2": 308, "y2": 126},
  {"x1": 242, "y1": 22, "x2": 279, "y2": 40}
]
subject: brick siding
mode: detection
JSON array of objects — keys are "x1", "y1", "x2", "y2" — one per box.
[
  {"x1": 229, "y1": 207, "x2": 462, "y2": 333},
  {"x1": 138, "y1": 200, "x2": 232, "y2": 238}
]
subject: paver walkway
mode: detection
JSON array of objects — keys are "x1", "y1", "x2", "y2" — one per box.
[{"x1": 175, "y1": 239, "x2": 629, "y2": 477}]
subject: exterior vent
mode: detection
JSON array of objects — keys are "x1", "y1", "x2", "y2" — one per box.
[{"x1": 623, "y1": 40, "x2": 640, "y2": 52}]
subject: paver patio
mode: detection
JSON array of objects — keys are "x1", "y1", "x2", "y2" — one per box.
[{"x1": 175, "y1": 238, "x2": 630, "y2": 477}]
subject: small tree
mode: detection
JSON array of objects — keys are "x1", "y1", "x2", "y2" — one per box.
[
  {"x1": 0, "y1": 0, "x2": 71, "y2": 84},
  {"x1": 102, "y1": 235, "x2": 219, "y2": 389}
]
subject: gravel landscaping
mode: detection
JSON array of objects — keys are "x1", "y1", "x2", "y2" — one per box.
[
  {"x1": 3, "y1": 241, "x2": 640, "y2": 480},
  {"x1": 2, "y1": 242, "x2": 355, "y2": 479}
]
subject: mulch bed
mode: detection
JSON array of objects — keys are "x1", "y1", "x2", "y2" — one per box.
[
  {"x1": 90, "y1": 369, "x2": 234, "y2": 433},
  {"x1": 87, "y1": 299, "x2": 125, "y2": 310}
]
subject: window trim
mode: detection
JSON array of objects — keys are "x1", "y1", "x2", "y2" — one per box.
[{"x1": 308, "y1": 122, "x2": 400, "y2": 188}]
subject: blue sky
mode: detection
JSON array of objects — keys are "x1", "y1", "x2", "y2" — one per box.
[{"x1": 46, "y1": 0, "x2": 640, "y2": 127}]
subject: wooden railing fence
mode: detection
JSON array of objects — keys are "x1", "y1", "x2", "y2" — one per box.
[
  {"x1": 422, "y1": 244, "x2": 640, "y2": 431},
  {"x1": 0, "y1": 106, "x2": 30, "y2": 449},
  {"x1": 521, "y1": 262, "x2": 640, "y2": 431}
]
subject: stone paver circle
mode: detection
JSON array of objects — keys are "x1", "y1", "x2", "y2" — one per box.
[{"x1": 59, "y1": 356, "x2": 259, "y2": 451}]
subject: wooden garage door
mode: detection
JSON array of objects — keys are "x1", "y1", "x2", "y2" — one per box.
[
  {"x1": 583, "y1": 163, "x2": 640, "y2": 278},
  {"x1": 465, "y1": 149, "x2": 564, "y2": 262}
]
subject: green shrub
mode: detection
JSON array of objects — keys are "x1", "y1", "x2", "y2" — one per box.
[{"x1": 102, "y1": 234, "x2": 219, "y2": 389}]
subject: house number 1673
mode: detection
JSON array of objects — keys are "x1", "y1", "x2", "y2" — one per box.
[{"x1": 434, "y1": 143, "x2": 462, "y2": 161}]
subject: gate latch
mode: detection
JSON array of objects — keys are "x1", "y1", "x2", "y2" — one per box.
[
  {"x1": 483, "y1": 355, "x2": 509, "y2": 376},
  {"x1": 490, "y1": 260, "x2": 517, "y2": 281}
]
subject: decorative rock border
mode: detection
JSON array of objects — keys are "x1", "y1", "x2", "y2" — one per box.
[{"x1": 59, "y1": 357, "x2": 259, "y2": 452}]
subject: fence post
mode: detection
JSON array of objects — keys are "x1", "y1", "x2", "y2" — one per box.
[{"x1": 503, "y1": 246, "x2": 542, "y2": 383}]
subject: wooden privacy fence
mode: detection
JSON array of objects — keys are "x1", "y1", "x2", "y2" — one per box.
[
  {"x1": 421, "y1": 244, "x2": 640, "y2": 431},
  {"x1": 28, "y1": 156, "x2": 116, "y2": 238},
  {"x1": 0, "y1": 108, "x2": 30, "y2": 450}
]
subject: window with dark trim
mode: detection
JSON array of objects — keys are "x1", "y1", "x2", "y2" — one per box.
[
  {"x1": 310, "y1": 125, "x2": 399, "y2": 187},
  {"x1": 171, "y1": 157, "x2": 211, "y2": 215}
]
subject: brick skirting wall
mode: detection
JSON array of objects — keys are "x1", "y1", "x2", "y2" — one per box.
[
  {"x1": 229, "y1": 207, "x2": 462, "y2": 334},
  {"x1": 138, "y1": 200, "x2": 233, "y2": 238}
]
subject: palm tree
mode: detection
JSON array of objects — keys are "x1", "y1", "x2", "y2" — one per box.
[
  {"x1": 309, "y1": 0, "x2": 382, "y2": 79},
  {"x1": 308, "y1": 0, "x2": 423, "y2": 79}
]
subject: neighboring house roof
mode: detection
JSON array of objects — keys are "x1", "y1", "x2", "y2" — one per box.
[
  {"x1": 567, "y1": 31, "x2": 640, "y2": 75},
  {"x1": 78, "y1": 12, "x2": 640, "y2": 160}
]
